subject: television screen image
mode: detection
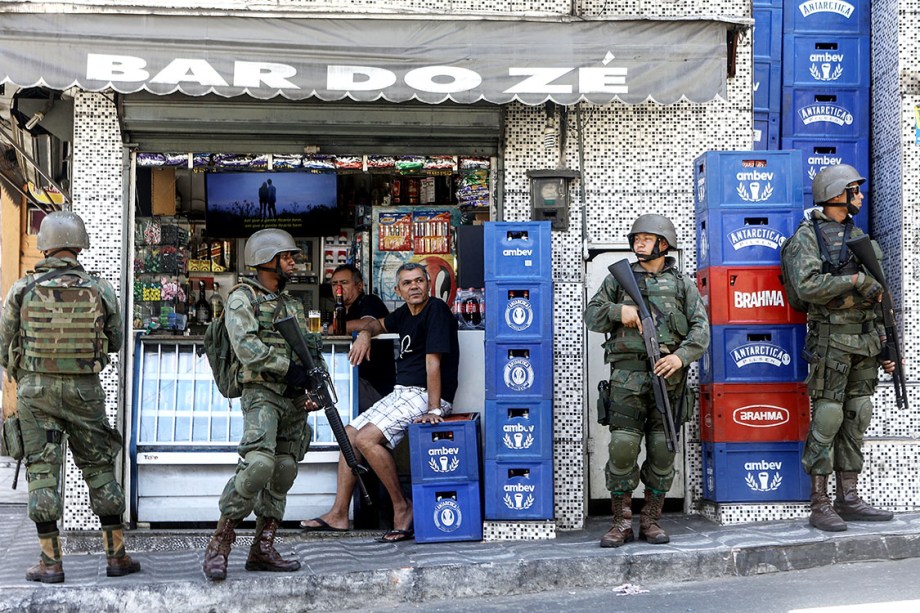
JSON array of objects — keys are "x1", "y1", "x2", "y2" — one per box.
[{"x1": 205, "y1": 171, "x2": 339, "y2": 238}]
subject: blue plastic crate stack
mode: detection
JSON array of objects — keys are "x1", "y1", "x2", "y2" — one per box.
[
  {"x1": 408, "y1": 413, "x2": 483, "y2": 543},
  {"x1": 753, "y1": 0, "x2": 783, "y2": 150},
  {"x1": 482, "y1": 221, "x2": 555, "y2": 520},
  {"x1": 781, "y1": 0, "x2": 871, "y2": 234},
  {"x1": 694, "y1": 150, "x2": 810, "y2": 504}
]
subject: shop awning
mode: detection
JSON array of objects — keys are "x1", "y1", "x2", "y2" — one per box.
[{"x1": 0, "y1": 13, "x2": 743, "y2": 105}]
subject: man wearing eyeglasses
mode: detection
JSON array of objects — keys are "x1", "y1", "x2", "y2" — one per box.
[{"x1": 781, "y1": 164, "x2": 897, "y2": 532}]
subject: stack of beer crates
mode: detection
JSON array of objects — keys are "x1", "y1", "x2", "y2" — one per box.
[
  {"x1": 753, "y1": 0, "x2": 783, "y2": 150},
  {"x1": 409, "y1": 413, "x2": 483, "y2": 543},
  {"x1": 482, "y1": 221, "x2": 555, "y2": 521},
  {"x1": 694, "y1": 150, "x2": 811, "y2": 504},
  {"x1": 781, "y1": 0, "x2": 871, "y2": 234}
]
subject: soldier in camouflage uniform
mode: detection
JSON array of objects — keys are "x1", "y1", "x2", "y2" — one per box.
[
  {"x1": 584, "y1": 214, "x2": 710, "y2": 548},
  {"x1": 0, "y1": 211, "x2": 140, "y2": 583},
  {"x1": 781, "y1": 164, "x2": 898, "y2": 532},
  {"x1": 203, "y1": 228, "x2": 325, "y2": 581}
]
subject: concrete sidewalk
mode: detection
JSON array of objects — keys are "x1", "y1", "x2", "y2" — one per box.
[{"x1": 2, "y1": 456, "x2": 920, "y2": 612}]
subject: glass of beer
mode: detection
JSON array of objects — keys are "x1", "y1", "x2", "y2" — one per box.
[{"x1": 307, "y1": 310, "x2": 322, "y2": 334}]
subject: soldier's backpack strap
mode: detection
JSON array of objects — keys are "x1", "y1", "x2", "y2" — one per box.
[
  {"x1": 21, "y1": 267, "x2": 76, "y2": 298},
  {"x1": 811, "y1": 217, "x2": 854, "y2": 274}
]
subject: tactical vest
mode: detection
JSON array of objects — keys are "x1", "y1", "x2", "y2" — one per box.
[
  {"x1": 239, "y1": 289, "x2": 305, "y2": 384},
  {"x1": 606, "y1": 268, "x2": 689, "y2": 360},
  {"x1": 19, "y1": 269, "x2": 108, "y2": 374},
  {"x1": 814, "y1": 219, "x2": 875, "y2": 311}
]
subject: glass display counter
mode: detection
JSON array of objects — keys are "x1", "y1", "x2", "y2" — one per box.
[{"x1": 130, "y1": 334, "x2": 356, "y2": 524}]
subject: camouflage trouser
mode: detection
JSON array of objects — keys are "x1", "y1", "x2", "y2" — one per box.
[
  {"x1": 17, "y1": 372, "x2": 125, "y2": 525},
  {"x1": 802, "y1": 344, "x2": 879, "y2": 475},
  {"x1": 219, "y1": 385, "x2": 312, "y2": 521},
  {"x1": 604, "y1": 368, "x2": 681, "y2": 494}
]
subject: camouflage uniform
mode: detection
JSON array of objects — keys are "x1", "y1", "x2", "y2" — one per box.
[
  {"x1": 217, "y1": 277, "x2": 324, "y2": 522},
  {"x1": 585, "y1": 258, "x2": 710, "y2": 496},
  {"x1": 0, "y1": 255, "x2": 137, "y2": 580},
  {"x1": 783, "y1": 210, "x2": 884, "y2": 476}
]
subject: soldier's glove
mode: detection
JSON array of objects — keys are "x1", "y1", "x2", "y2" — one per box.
[
  {"x1": 854, "y1": 272, "x2": 883, "y2": 300},
  {"x1": 284, "y1": 362, "x2": 311, "y2": 389}
]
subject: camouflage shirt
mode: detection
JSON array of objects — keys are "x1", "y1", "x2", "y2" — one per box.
[
  {"x1": 782, "y1": 209, "x2": 883, "y2": 329},
  {"x1": 0, "y1": 257, "x2": 122, "y2": 377},
  {"x1": 584, "y1": 257, "x2": 710, "y2": 368},
  {"x1": 225, "y1": 277, "x2": 323, "y2": 394}
]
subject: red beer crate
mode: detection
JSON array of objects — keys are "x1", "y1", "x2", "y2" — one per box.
[
  {"x1": 699, "y1": 382, "x2": 810, "y2": 442},
  {"x1": 698, "y1": 266, "x2": 806, "y2": 325}
]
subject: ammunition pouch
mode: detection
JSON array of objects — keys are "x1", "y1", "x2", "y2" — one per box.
[
  {"x1": 1, "y1": 413, "x2": 24, "y2": 461},
  {"x1": 596, "y1": 380, "x2": 611, "y2": 426},
  {"x1": 607, "y1": 403, "x2": 644, "y2": 431}
]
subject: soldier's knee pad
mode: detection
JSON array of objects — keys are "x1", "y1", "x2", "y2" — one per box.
[
  {"x1": 608, "y1": 429, "x2": 642, "y2": 472},
  {"x1": 844, "y1": 396, "x2": 873, "y2": 434},
  {"x1": 810, "y1": 399, "x2": 844, "y2": 444},
  {"x1": 26, "y1": 462, "x2": 62, "y2": 524},
  {"x1": 234, "y1": 450, "x2": 276, "y2": 499},
  {"x1": 268, "y1": 454, "x2": 299, "y2": 498},
  {"x1": 645, "y1": 431, "x2": 676, "y2": 475}
]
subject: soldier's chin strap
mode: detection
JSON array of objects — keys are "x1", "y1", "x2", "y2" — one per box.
[
  {"x1": 255, "y1": 261, "x2": 291, "y2": 291},
  {"x1": 823, "y1": 191, "x2": 860, "y2": 216},
  {"x1": 634, "y1": 237, "x2": 669, "y2": 262}
]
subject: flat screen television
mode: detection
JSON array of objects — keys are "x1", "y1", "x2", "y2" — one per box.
[{"x1": 205, "y1": 171, "x2": 339, "y2": 238}]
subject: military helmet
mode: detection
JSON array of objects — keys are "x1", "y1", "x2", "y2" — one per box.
[
  {"x1": 244, "y1": 228, "x2": 300, "y2": 266},
  {"x1": 812, "y1": 164, "x2": 866, "y2": 204},
  {"x1": 36, "y1": 211, "x2": 89, "y2": 251},
  {"x1": 628, "y1": 214, "x2": 678, "y2": 249}
]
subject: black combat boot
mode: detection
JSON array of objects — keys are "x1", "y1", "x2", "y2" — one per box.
[
  {"x1": 600, "y1": 492, "x2": 634, "y2": 548},
  {"x1": 833, "y1": 471, "x2": 894, "y2": 521},
  {"x1": 639, "y1": 489, "x2": 670, "y2": 544},
  {"x1": 203, "y1": 516, "x2": 240, "y2": 581},
  {"x1": 809, "y1": 474, "x2": 847, "y2": 531},
  {"x1": 26, "y1": 529, "x2": 65, "y2": 584},
  {"x1": 246, "y1": 517, "x2": 301, "y2": 572},
  {"x1": 101, "y1": 522, "x2": 142, "y2": 577}
]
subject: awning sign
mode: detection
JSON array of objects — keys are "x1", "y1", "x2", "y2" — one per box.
[{"x1": 0, "y1": 14, "x2": 735, "y2": 105}]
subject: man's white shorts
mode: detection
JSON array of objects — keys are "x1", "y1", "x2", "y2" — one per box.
[{"x1": 349, "y1": 385, "x2": 453, "y2": 448}]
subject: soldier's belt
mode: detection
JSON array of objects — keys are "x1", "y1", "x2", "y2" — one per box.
[
  {"x1": 611, "y1": 359, "x2": 649, "y2": 372},
  {"x1": 809, "y1": 321, "x2": 873, "y2": 335}
]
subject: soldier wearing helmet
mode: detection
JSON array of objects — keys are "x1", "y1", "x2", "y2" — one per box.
[
  {"x1": 0, "y1": 210, "x2": 140, "y2": 583},
  {"x1": 584, "y1": 214, "x2": 710, "y2": 548},
  {"x1": 203, "y1": 228, "x2": 325, "y2": 581},
  {"x1": 781, "y1": 164, "x2": 898, "y2": 532}
]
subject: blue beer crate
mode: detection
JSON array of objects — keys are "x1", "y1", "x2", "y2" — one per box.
[
  {"x1": 484, "y1": 459, "x2": 554, "y2": 520},
  {"x1": 781, "y1": 137, "x2": 870, "y2": 197},
  {"x1": 694, "y1": 151, "x2": 804, "y2": 212},
  {"x1": 753, "y1": 0, "x2": 783, "y2": 6},
  {"x1": 753, "y1": 112, "x2": 780, "y2": 151},
  {"x1": 484, "y1": 340, "x2": 553, "y2": 400},
  {"x1": 702, "y1": 441, "x2": 809, "y2": 502},
  {"x1": 781, "y1": 87, "x2": 869, "y2": 139},
  {"x1": 783, "y1": 35, "x2": 870, "y2": 89},
  {"x1": 412, "y1": 481, "x2": 483, "y2": 543},
  {"x1": 784, "y1": 0, "x2": 870, "y2": 35},
  {"x1": 484, "y1": 399, "x2": 553, "y2": 461},
  {"x1": 700, "y1": 324, "x2": 807, "y2": 384},
  {"x1": 697, "y1": 207, "x2": 798, "y2": 268},
  {"x1": 754, "y1": 60, "x2": 782, "y2": 114},
  {"x1": 485, "y1": 281, "x2": 553, "y2": 342},
  {"x1": 753, "y1": 7, "x2": 783, "y2": 61},
  {"x1": 483, "y1": 222, "x2": 552, "y2": 282},
  {"x1": 408, "y1": 413, "x2": 481, "y2": 484}
]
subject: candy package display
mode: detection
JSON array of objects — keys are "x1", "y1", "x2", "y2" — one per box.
[
  {"x1": 411, "y1": 210, "x2": 451, "y2": 254},
  {"x1": 424, "y1": 156, "x2": 457, "y2": 171},
  {"x1": 377, "y1": 212, "x2": 413, "y2": 251},
  {"x1": 366, "y1": 155, "x2": 395, "y2": 169},
  {"x1": 192, "y1": 153, "x2": 212, "y2": 167},
  {"x1": 273, "y1": 154, "x2": 302, "y2": 169},
  {"x1": 334, "y1": 156, "x2": 363, "y2": 170},
  {"x1": 459, "y1": 157, "x2": 490, "y2": 170},
  {"x1": 395, "y1": 155, "x2": 425, "y2": 172},
  {"x1": 303, "y1": 155, "x2": 336, "y2": 170}
]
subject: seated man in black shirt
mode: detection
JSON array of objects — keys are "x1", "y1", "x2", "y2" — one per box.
[
  {"x1": 300, "y1": 262, "x2": 459, "y2": 542},
  {"x1": 328, "y1": 264, "x2": 395, "y2": 411}
]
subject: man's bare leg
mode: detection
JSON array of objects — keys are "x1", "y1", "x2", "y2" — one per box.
[
  {"x1": 355, "y1": 425, "x2": 412, "y2": 533},
  {"x1": 300, "y1": 425, "x2": 360, "y2": 531}
]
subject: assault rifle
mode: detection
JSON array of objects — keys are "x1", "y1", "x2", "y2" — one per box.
[
  {"x1": 846, "y1": 235, "x2": 909, "y2": 411},
  {"x1": 274, "y1": 316, "x2": 372, "y2": 505},
  {"x1": 609, "y1": 259, "x2": 679, "y2": 452}
]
